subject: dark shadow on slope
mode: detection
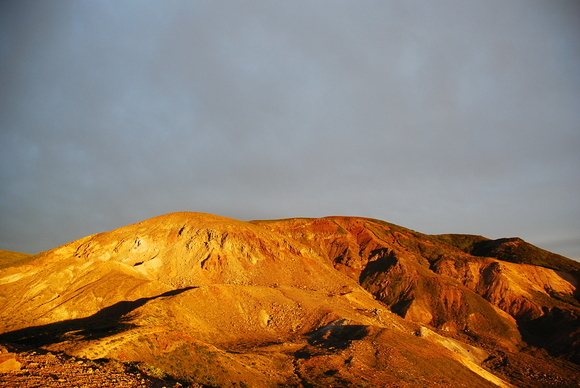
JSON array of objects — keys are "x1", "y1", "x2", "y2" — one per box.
[
  {"x1": 306, "y1": 319, "x2": 372, "y2": 351},
  {"x1": 562, "y1": 269, "x2": 580, "y2": 302},
  {"x1": 358, "y1": 249, "x2": 397, "y2": 285},
  {"x1": 518, "y1": 306, "x2": 580, "y2": 364},
  {"x1": 0, "y1": 287, "x2": 196, "y2": 347}
]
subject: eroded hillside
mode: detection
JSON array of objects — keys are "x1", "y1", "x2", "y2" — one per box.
[{"x1": 1, "y1": 212, "x2": 579, "y2": 387}]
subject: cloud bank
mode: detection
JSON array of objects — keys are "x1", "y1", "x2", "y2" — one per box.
[{"x1": 1, "y1": 1, "x2": 579, "y2": 259}]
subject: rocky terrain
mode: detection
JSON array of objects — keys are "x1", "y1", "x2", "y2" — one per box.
[
  {"x1": 0, "y1": 342, "x2": 188, "y2": 387},
  {"x1": 0, "y1": 212, "x2": 579, "y2": 387}
]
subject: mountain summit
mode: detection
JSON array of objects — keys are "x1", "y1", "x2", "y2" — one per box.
[{"x1": 1, "y1": 212, "x2": 579, "y2": 387}]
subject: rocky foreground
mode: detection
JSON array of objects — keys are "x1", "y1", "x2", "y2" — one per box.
[
  {"x1": 0, "y1": 343, "x2": 190, "y2": 387},
  {"x1": 0, "y1": 212, "x2": 579, "y2": 387}
]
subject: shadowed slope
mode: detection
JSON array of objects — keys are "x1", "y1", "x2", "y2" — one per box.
[
  {"x1": 438, "y1": 234, "x2": 580, "y2": 272},
  {"x1": 0, "y1": 287, "x2": 195, "y2": 346}
]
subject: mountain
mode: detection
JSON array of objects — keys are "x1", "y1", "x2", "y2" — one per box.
[{"x1": 0, "y1": 212, "x2": 579, "y2": 387}]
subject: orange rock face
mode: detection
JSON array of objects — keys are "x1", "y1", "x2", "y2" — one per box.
[{"x1": 0, "y1": 212, "x2": 579, "y2": 387}]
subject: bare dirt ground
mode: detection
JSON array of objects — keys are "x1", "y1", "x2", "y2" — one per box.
[{"x1": 0, "y1": 343, "x2": 194, "y2": 388}]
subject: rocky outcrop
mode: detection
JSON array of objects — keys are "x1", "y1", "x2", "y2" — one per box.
[{"x1": 0, "y1": 353, "x2": 21, "y2": 373}]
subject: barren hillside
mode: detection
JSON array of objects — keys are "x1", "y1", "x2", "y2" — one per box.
[{"x1": 1, "y1": 212, "x2": 579, "y2": 387}]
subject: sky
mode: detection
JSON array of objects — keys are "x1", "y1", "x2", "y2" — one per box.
[{"x1": 1, "y1": 1, "x2": 579, "y2": 260}]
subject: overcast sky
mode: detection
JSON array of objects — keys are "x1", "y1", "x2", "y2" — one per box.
[{"x1": 1, "y1": 1, "x2": 579, "y2": 260}]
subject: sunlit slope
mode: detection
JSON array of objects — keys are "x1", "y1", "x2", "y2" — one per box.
[
  {"x1": 0, "y1": 249, "x2": 33, "y2": 270},
  {"x1": 254, "y1": 216, "x2": 580, "y2": 362},
  {"x1": 0, "y1": 212, "x2": 578, "y2": 387}
]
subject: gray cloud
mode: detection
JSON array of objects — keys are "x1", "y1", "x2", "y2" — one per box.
[{"x1": 1, "y1": 0, "x2": 579, "y2": 260}]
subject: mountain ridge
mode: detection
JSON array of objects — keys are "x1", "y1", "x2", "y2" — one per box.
[{"x1": 1, "y1": 212, "x2": 579, "y2": 387}]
